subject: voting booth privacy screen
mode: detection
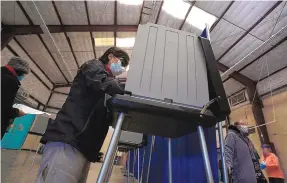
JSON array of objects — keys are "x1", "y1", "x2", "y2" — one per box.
[{"x1": 123, "y1": 24, "x2": 222, "y2": 183}]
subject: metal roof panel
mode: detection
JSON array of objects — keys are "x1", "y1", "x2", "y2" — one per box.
[
  {"x1": 48, "y1": 93, "x2": 67, "y2": 108},
  {"x1": 250, "y1": 2, "x2": 287, "y2": 41},
  {"x1": 223, "y1": 1, "x2": 277, "y2": 30},
  {"x1": 219, "y1": 34, "x2": 263, "y2": 67},
  {"x1": 223, "y1": 78, "x2": 245, "y2": 97},
  {"x1": 87, "y1": 1, "x2": 114, "y2": 25},
  {"x1": 8, "y1": 39, "x2": 53, "y2": 89},
  {"x1": 15, "y1": 35, "x2": 67, "y2": 83},
  {"x1": 1, "y1": 1, "x2": 29, "y2": 25},
  {"x1": 240, "y1": 41, "x2": 287, "y2": 81},
  {"x1": 257, "y1": 68, "x2": 287, "y2": 96},
  {"x1": 211, "y1": 19, "x2": 245, "y2": 59},
  {"x1": 117, "y1": 1, "x2": 143, "y2": 25},
  {"x1": 195, "y1": 1, "x2": 232, "y2": 17},
  {"x1": 54, "y1": 1, "x2": 88, "y2": 25},
  {"x1": 20, "y1": 1, "x2": 60, "y2": 25},
  {"x1": 67, "y1": 32, "x2": 93, "y2": 52},
  {"x1": 21, "y1": 72, "x2": 51, "y2": 104}
]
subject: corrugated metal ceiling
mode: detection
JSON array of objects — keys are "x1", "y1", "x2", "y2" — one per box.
[
  {"x1": 1, "y1": 1, "x2": 29, "y2": 25},
  {"x1": 219, "y1": 34, "x2": 263, "y2": 67},
  {"x1": 257, "y1": 68, "x2": 287, "y2": 96},
  {"x1": 240, "y1": 41, "x2": 287, "y2": 81},
  {"x1": 223, "y1": 1, "x2": 277, "y2": 30},
  {"x1": 157, "y1": 0, "x2": 190, "y2": 29},
  {"x1": 55, "y1": 1, "x2": 88, "y2": 25},
  {"x1": 117, "y1": 0, "x2": 143, "y2": 25},
  {"x1": 54, "y1": 87, "x2": 71, "y2": 94},
  {"x1": 48, "y1": 93, "x2": 67, "y2": 108},
  {"x1": 250, "y1": 2, "x2": 287, "y2": 41},
  {"x1": 140, "y1": 0, "x2": 162, "y2": 24},
  {"x1": 195, "y1": 1, "x2": 231, "y2": 17},
  {"x1": 87, "y1": 1, "x2": 114, "y2": 25},
  {"x1": 75, "y1": 51, "x2": 95, "y2": 66},
  {"x1": 15, "y1": 35, "x2": 67, "y2": 83},
  {"x1": 211, "y1": 19, "x2": 245, "y2": 59},
  {"x1": 20, "y1": 1, "x2": 60, "y2": 25},
  {"x1": 40, "y1": 33, "x2": 78, "y2": 80},
  {"x1": 21, "y1": 72, "x2": 51, "y2": 104},
  {"x1": 67, "y1": 32, "x2": 93, "y2": 51},
  {"x1": 1, "y1": 47, "x2": 15, "y2": 65},
  {"x1": 8, "y1": 39, "x2": 53, "y2": 89}
]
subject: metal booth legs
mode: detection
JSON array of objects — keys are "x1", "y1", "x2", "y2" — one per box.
[
  {"x1": 105, "y1": 148, "x2": 118, "y2": 182},
  {"x1": 127, "y1": 151, "x2": 130, "y2": 183},
  {"x1": 197, "y1": 125, "x2": 214, "y2": 183},
  {"x1": 197, "y1": 98, "x2": 220, "y2": 183},
  {"x1": 168, "y1": 138, "x2": 173, "y2": 183},
  {"x1": 146, "y1": 136, "x2": 155, "y2": 183},
  {"x1": 218, "y1": 121, "x2": 229, "y2": 183},
  {"x1": 139, "y1": 147, "x2": 146, "y2": 183},
  {"x1": 137, "y1": 148, "x2": 140, "y2": 181},
  {"x1": 96, "y1": 112, "x2": 125, "y2": 183}
]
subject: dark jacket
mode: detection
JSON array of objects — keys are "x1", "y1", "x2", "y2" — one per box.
[
  {"x1": 1, "y1": 67, "x2": 20, "y2": 138},
  {"x1": 225, "y1": 125, "x2": 257, "y2": 183},
  {"x1": 41, "y1": 60, "x2": 125, "y2": 162}
]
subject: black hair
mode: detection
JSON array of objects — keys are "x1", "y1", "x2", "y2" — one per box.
[{"x1": 99, "y1": 47, "x2": 130, "y2": 67}]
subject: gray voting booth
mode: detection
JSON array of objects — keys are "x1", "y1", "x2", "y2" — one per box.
[{"x1": 97, "y1": 23, "x2": 230, "y2": 183}]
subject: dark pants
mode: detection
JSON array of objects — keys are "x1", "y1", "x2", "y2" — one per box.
[{"x1": 269, "y1": 177, "x2": 284, "y2": 183}]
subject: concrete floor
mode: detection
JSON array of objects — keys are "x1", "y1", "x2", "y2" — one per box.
[{"x1": 1, "y1": 149, "x2": 135, "y2": 183}]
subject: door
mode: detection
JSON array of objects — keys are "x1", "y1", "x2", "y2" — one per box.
[{"x1": 1, "y1": 114, "x2": 36, "y2": 149}]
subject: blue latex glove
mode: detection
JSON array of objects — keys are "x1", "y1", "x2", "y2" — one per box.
[{"x1": 260, "y1": 162, "x2": 266, "y2": 170}]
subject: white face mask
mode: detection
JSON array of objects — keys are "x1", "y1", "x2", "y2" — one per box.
[{"x1": 238, "y1": 125, "x2": 249, "y2": 135}]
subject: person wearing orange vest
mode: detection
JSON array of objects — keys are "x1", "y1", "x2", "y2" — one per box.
[{"x1": 260, "y1": 144, "x2": 285, "y2": 183}]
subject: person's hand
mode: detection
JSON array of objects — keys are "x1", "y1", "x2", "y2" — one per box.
[
  {"x1": 260, "y1": 162, "x2": 266, "y2": 170},
  {"x1": 18, "y1": 110, "x2": 26, "y2": 117}
]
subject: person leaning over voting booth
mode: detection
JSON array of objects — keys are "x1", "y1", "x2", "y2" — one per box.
[
  {"x1": 36, "y1": 47, "x2": 129, "y2": 183},
  {"x1": 1, "y1": 57, "x2": 30, "y2": 139}
]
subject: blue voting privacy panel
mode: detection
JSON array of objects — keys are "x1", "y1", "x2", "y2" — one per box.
[
  {"x1": 129, "y1": 127, "x2": 219, "y2": 183},
  {"x1": 1, "y1": 114, "x2": 36, "y2": 149}
]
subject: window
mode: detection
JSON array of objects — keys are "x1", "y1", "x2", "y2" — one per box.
[{"x1": 228, "y1": 90, "x2": 247, "y2": 107}]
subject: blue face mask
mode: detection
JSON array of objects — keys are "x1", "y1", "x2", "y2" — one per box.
[
  {"x1": 110, "y1": 61, "x2": 124, "y2": 76},
  {"x1": 18, "y1": 75, "x2": 25, "y2": 81}
]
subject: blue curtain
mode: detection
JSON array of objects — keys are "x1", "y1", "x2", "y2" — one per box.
[{"x1": 128, "y1": 127, "x2": 218, "y2": 183}]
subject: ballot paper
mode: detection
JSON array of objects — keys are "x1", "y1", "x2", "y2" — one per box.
[{"x1": 13, "y1": 104, "x2": 51, "y2": 116}]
